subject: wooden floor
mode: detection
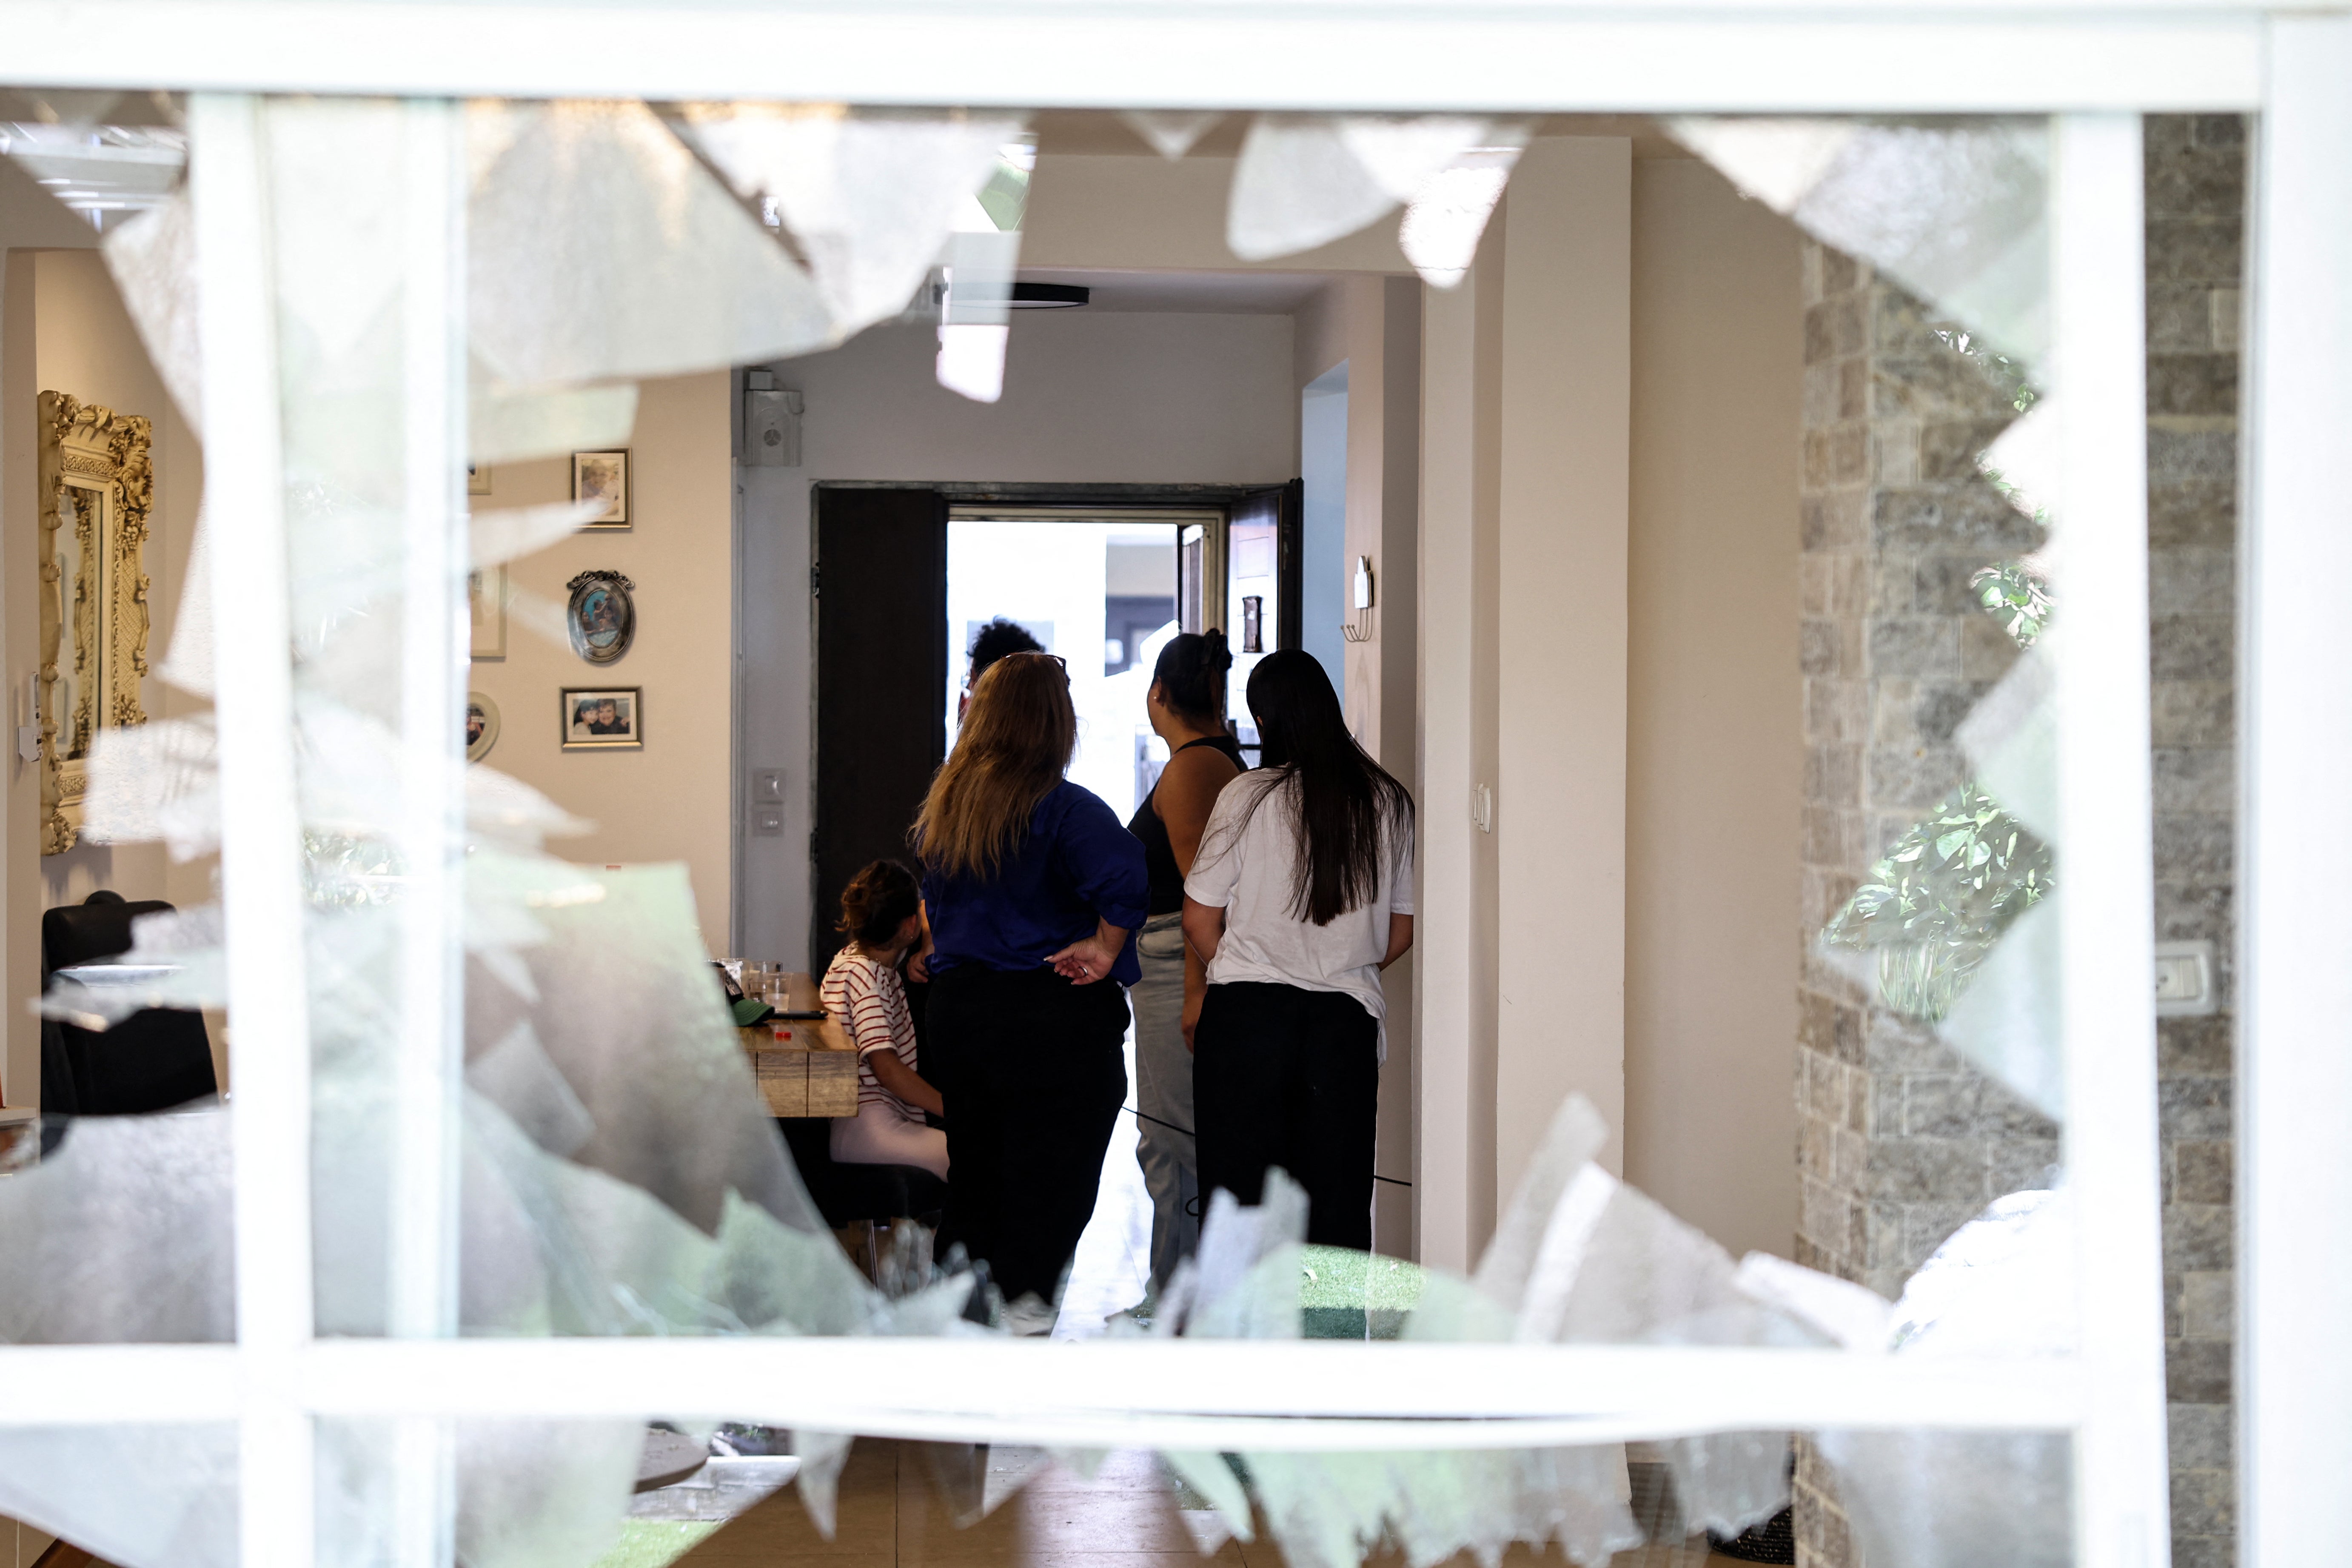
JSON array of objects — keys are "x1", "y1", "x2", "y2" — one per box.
[{"x1": 661, "y1": 1441, "x2": 1754, "y2": 1568}]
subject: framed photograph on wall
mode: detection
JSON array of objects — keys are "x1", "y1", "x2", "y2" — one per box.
[
  {"x1": 468, "y1": 565, "x2": 507, "y2": 659},
  {"x1": 465, "y1": 691, "x2": 500, "y2": 763},
  {"x1": 562, "y1": 687, "x2": 642, "y2": 750},
  {"x1": 564, "y1": 569, "x2": 635, "y2": 664},
  {"x1": 572, "y1": 449, "x2": 629, "y2": 527}
]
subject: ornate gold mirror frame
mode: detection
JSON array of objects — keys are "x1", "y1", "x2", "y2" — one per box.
[{"x1": 38, "y1": 391, "x2": 152, "y2": 855}]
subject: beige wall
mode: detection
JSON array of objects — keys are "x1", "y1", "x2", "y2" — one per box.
[
  {"x1": 466, "y1": 371, "x2": 736, "y2": 950},
  {"x1": 1417, "y1": 145, "x2": 1804, "y2": 1268},
  {"x1": 1622, "y1": 160, "x2": 1805, "y2": 1260},
  {"x1": 1415, "y1": 204, "x2": 1508, "y2": 1272},
  {"x1": 3, "y1": 245, "x2": 205, "y2": 1108},
  {"x1": 1494, "y1": 138, "x2": 1634, "y2": 1195},
  {"x1": 1026, "y1": 154, "x2": 1411, "y2": 277}
]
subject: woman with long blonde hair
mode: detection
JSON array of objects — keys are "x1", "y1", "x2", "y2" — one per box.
[{"x1": 912, "y1": 651, "x2": 1146, "y2": 1333}]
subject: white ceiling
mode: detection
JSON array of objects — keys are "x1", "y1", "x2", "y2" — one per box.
[{"x1": 1019, "y1": 268, "x2": 1331, "y2": 315}]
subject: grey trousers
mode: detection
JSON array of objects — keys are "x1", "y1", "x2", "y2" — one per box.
[{"x1": 1129, "y1": 912, "x2": 1200, "y2": 1290}]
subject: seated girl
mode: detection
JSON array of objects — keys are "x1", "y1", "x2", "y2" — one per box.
[{"x1": 820, "y1": 860, "x2": 949, "y2": 1180}]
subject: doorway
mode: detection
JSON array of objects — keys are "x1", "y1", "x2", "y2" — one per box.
[{"x1": 807, "y1": 484, "x2": 1297, "y2": 974}]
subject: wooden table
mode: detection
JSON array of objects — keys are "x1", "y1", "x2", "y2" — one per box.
[{"x1": 738, "y1": 971, "x2": 859, "y2": 1118}]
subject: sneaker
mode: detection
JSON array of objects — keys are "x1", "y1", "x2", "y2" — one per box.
[{"x1": 999, "y1": 1297, "x2": 1060, "y2": 1337}]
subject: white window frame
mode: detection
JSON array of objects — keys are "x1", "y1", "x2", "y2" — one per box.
[{"x1": 0, "y1": 9, "x2": 2339, "y2": 1568}]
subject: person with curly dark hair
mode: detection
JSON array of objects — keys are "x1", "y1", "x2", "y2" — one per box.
[
  {"x1": 820, "y1": 860, "x2": 947, "y2": 1179},
  {"x1": 958, "y1": 616, "x2": 1044, "y2": 722}
]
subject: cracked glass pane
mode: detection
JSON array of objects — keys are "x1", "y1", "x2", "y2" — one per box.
[{"x1": 0, "y1": 83, "x2": 2138, "y2": 1568}]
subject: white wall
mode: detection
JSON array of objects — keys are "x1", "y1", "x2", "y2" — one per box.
[
  {"x1": 737, "y1": 310, "x2": 1296, "y2": 964},
  {"x1": 1622, "y1": 160, "x2": 1803, "y2": 1261}
]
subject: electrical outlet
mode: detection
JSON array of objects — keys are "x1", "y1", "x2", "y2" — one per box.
[
  {"x1": 2153, "y1": 939, "x2": 2216, "y2": 1016},
  {"x1": 751, "y1": 810, "x2": 784, "y2": 838}
]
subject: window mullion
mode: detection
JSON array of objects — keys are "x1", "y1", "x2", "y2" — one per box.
[
  {"x1": 188, "y1": 91, "x2": 318, "y2": 1568},
  {"x1": 2050, "y1": 113, "x2": 2171, "y2": 1568},
  {"x1": 2241, "y1": 16, "x2": 2352, "y2": 1563}
]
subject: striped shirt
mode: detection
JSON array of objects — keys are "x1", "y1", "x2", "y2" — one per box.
[{"x1": 820, "y1": 948, "x2": 921, "y2": 1117}]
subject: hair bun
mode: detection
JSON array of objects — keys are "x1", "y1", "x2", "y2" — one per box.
[{"x1": 1200, "y1": 627, "x2": 1232, "y2": 672}]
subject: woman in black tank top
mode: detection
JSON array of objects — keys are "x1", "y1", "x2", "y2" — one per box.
[{"x1": 1122, "y1": 631, "x2": 1243, "y2": 1299}]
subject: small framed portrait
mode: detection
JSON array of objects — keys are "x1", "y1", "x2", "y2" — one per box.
[
  {"x1": 468, "y1": 565, "x2": 507, "y2": 660},
  {"x1": 565, "y1": 569, "x2": 636, "y2": 664},
  {"x1": 465, "y1": 691, "x2": 500, "y2": 762},
  {"x1": 562, "y1": 687, "x2": 642, "y2": 750},
  {"x1": 572, "y1": 448, "x2": 629, "y2": 527}
]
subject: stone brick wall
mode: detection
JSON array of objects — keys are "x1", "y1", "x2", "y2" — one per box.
[
  {"x1": 1790, "y1": 115, "x2": 2244, "y2": 1568},
  {"x1": 1789, "y1": 240, "x2": 2061, "y2": 1568},
  {"x1": 1791, "y1": 245, "x2": 2055, "y2": 1304},
  {"x1": 2144, "y1": 111, "x2": 2241, "y2": 1568}
]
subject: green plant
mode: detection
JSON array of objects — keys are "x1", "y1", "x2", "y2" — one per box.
[
  {"x1": 1822, "y1": 781, "x2": 2053, "y2": 1023},
  {"x1": 1932, "y1": 326, "x2": 2038, "y2": 414},
  {"x1": 1970, "y1": 558, "x2": 2053, "y2": 648}
]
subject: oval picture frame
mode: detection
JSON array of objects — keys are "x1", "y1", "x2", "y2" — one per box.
[
  {"x1": 465, "y1": 691, "x2": 500, "y2": 762},
  {"x1": 565, "y1": 569, "x2": 636, "y2": 665}
]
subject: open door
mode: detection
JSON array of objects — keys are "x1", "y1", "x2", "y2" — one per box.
[
  {"x1": 1222, "y1": 480, "x2": 1303, "y2": 754},
  {"x1": 810, "y1": 485, "x2": 948, "y2": 973}
]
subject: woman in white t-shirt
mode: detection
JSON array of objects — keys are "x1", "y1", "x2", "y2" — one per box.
[
  {"x1": 1181, "y1": 650, "x2": 1414, "y2": 1250},
  {"x1": 821, "y1": 860, "x2": 949, "y2": 1181}
]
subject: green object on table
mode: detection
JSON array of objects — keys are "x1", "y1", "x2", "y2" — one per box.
[
  {"x1": 731, "y1": 997, "x2": 775, "y2": 1027},
  {"x1": 590, "y1": 1520, "x2": 720, "y2": 1568}
]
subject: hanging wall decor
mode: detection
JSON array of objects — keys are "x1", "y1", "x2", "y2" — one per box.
[
  {"x1": 572, "y1": 448, "x2": 629, "y2": 526},
  {"x1": 465, "y1": 691, "x2": 501, "y2": 762},
  {"x1": 37, "y1": 391, "x2": 153, "y2": 855},
  {"x1": 565, "y1": 569, "x2": 636, "y2": 664},
  {"x1": 562, "y1": 687, "x2": 642, "y2": 750}
]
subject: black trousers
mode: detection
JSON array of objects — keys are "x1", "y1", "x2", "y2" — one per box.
[
  {"x1": 1192, "y1": 981, "x2": 1379, "y2": 1251},
  {"x1": 926, "y1": 964, "x2": 1129, "y2": 1303}
]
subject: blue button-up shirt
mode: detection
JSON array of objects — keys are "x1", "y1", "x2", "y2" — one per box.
[{"x1": 921, "y1": 780, "x2": 1149, "y2": 987}]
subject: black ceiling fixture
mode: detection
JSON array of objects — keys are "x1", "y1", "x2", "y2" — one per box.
[{"x1": 1008, "y1": 282, "x2": 1090, "y2": 309}]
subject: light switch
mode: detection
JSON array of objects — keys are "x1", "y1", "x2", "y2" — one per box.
[
  {"x1": 2153, "y1": 939, "x2": 2216, "y2": 1016},
  {"x1": 752, "y1": 767, "x2": 785, "y2": 802}
]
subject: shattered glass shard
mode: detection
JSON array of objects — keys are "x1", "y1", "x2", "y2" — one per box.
[
  {"x1": 1118, "y1": 109, "x2": 1226, "y2": 160},
  {"x1": 1670, "y1": 117, "x2": 2050, "y2": 365},
  {"x1": 673, "y1": 104, "x2": 1025, "y2": 341},
  {"x1": 468, "y1": 100, "x2": 835, "y2": 388}
]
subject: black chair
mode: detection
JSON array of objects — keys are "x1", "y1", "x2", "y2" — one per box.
[{"x1": 40, "y1": 891, "x2": 218, "y2": 1116}]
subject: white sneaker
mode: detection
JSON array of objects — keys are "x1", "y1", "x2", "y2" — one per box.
[{"x1": 1000, "y1": 1297, "x2": 1060, "y2": 1337}]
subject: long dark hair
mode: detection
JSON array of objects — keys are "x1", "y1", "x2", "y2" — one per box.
[
  {"x1": 1150, "y1": 630, "x2": 1231, "y2": 724},
  {"x1": 1230, "y1": 650, "x2": 1413, "y2": 927}
]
